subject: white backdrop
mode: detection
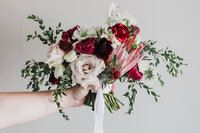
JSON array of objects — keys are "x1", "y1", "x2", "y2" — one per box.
[{"x1": 0, "y1": 0, "x2": 200, "y2": 133}]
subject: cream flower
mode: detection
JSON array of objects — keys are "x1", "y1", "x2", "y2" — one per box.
[
  {"x1": 54, "y1": 64, "x2": 64, "y2": 78},
  {"x1": 70, "y1": 54, "x2": 105, "y2": 89},
  {"x1": 64, "y1": 50, "x2": 77, "y2": 63},
  {"x1": 46, "y1": 44, "x2": 64, "y2": 68}
]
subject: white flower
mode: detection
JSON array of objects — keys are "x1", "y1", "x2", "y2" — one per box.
[
  {"x1": 121, "y1": 11, "x2": 137, "y2": 26},
  {"x1": 46, "y1": 44, "x2": 64, "y2": 68},
  {"x1": 64, "y1": 50, "x2": 77, "y2": 63},
  {"x1": 72, "y1": 25, "x2": 96, "y2": 40},
  {"x1": 54, "y1": 64, "x2": 64, "y2": 78},
  {"x1": 106, "y1": 3, "x2": 138, "y2": 27},
  {"x1": 107, "y1": 2, "x2": 118, "y2": 18}
]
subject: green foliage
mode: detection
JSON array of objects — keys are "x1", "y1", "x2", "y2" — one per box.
[
  {"x1": 53, "y1": 83, "x2": 71, "y2": 121},
  {"x1": 143, "y1": 40, "x2": 187, "y2": 77},
  {"x1": 21, "y1": 59, "x2": 71, "y2": 121},
  {"x1": 21, "y1": 60, "x2": 52, "y2": 91},
  {"x1": 161, "y1": 47, "x2": 187, "y2": 77},
  {"x1": 119, "y1": 74, "x2": 160, "y2": 114},
  {"x1": 27, "y1": 14, "x2": 63, "y2": 45}
]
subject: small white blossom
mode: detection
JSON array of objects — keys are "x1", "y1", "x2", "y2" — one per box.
[
  {"x1": 121, "y1": 11, "x2": 137, "y2": 26},
  {"x1": 72, "y1": 25, "x2": 96, "y2": 40},
  {"x1": 64, "y1": 50, "x2": 77, "y2": 63},
  {"x1": 107, "y1": 2, "x2": 118, "y2": 18},
  {"x1": 54, "y1": 64, "x2": 64, "y2": 78}
]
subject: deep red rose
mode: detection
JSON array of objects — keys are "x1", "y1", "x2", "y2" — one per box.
[
  {"x1": 49, "y1": 73, "x2": 60, "y2": 85},
  {"x1": 111, "y1": 23, "x2": 130, "y2": 42},
  {"x1": 94, "y1": 38, "x2": 113, "y2": 60},
  {"x1": 58, "y1": 39, "x2": 73, "y2": 54},
  {"x1": 128, "y1": 65, "x2": 143, "y2": 80},
  {"x1": 75, "y1": 38, "x2": 96, "y2": 54},
  {"x1": 62, "y1": 25, "x2": 79, "y2": 43},
  {"x1": 131, "y1": 25, "x2": 140, "y2": 36},
  {"x1": 111, "y1": 68, "x2": 121, "y2": 80}
]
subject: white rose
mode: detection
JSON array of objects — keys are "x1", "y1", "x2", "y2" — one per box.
[
  {"x1": 46, "y1": 44, "x2": 64, "y2": 68},
  {"x1": 54, "y1": 64, "x2": 64, "y2": 78},
  {"x1": 70, "y1": 54, "x2": 105, "y2": 89},
  {"x1": 64, "y1": 50, "x2": 77, "y2": 63}
]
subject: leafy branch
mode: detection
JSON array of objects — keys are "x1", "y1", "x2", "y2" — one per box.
[
  {"x1": 143, "y1": 40, "x2": 187, "y2": 77},
  {"x1": 26, "y1": 14, "x2": 63, "y2": 45},
  {"x1": 120, "y1": 74, "x2": 160, "y2": 114},
  {"x1": 21, "y1": 60, "x2": 52, "y2": 91}
]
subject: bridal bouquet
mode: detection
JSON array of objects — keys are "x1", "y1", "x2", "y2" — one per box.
[{"x1": 22, "y1": 3, "x2": 186, "y2": 123}]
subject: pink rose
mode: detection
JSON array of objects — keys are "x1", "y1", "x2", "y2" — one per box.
[
  {"x1": 75, "y1": 38, "x2": 96, "y2": 54},
  {"x1": 128, "y1": 65, "x2": 143, "y2": 80},
  {"x1": 70, "y1": 54, "x2": 105, "y2": 89}
]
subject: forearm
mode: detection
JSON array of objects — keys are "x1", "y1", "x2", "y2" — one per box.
[{"x1": 0, "y1": 86, "x2": 83, "y2": 129}]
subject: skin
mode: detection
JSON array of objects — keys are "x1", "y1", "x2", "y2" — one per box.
[{"x1": 0, "y1": 85, "x2": 91, "y2": 130}]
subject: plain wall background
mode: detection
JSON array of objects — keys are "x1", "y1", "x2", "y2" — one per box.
[{"x1": 0, "y1": 0, "x2": 199, "y2": 133}]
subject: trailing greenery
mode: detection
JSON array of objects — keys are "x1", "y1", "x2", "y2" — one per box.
[
  {"x1": 21, "y1": 60, "x2": 52, "y2": 91},
  {"x1": 120, "y1": 74, "x2": 159, "y2": 114},
  {"x1": 144, "y1": 40, "x2": 187, "y2": 77},
  {"x1": 23, "y1": 15, "x2": 72, "y2": 120},
  {"x1": 118, "y1": 41, "x2": 187, "y2": 115},
  {"x1": 26, "y1": 14, "x2": 63, "y2": 45}
]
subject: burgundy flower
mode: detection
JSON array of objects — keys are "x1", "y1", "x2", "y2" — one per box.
[
  {"x1": 128, "y1": 65, "x2": 143, "y2": 80},
  {"x1": 94, "y1": 38, "x2": 113, "y2": 60},
  {"x1": 111, "y1": 68, "x2": 121, "y2": 80},
  {"x1": 49, "y1": 73, "x2": 60, "y2": 85},
  {"x1": 131, "y1": 25, "x2": 140, "y2": 36},
  {"x1": 75, "y1": 38, "x2": 96, "y2": 54},
  {"x1": 62, "y1": 25, "x2": 79, "y2": 43},
  {"x1": 58, "y1": 39, "x2": 73, "y2": 54},
  {"x1": 111, "y1": 23, "x2": 130, "y2": 42}
]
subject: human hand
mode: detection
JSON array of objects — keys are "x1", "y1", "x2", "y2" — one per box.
[{"x1": 67, "y1": 85, "x2": 93, "y2": 107}]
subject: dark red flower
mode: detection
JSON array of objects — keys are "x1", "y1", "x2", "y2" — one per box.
[
  {"x1": 49, "y1": 73, "x2": 60, "y2": 85},
  {"x1": 131, "y1": 25, "x2": 140, "y2": 36},
  {"x1": 111, "y1": 68, "x2": 121, "y2": 80},
  {"x1": 128, "y1": 65, "x2": 143, "y2": 80},
  {"x1": 94, "y1": 38, "x2": 113, "y2": 60},
  {"x1": 58, "y1": 39, "x2": 73, "y2": 54},
  {"x1": 75, "y1": 38, "x2": 96, "y2": 54},
  {"x1": 62, "y1": 25, "x2": 79, "y2": 43},
  {"x1": 111, "y1": 23, "x2": 130, "y2": 42}
]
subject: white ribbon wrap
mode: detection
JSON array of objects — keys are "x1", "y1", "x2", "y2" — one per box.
[{"x1": 93, "y1": 84, "x2": 112, "y2": 133}]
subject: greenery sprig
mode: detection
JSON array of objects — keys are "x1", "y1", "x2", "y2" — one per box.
[
  {"x1": 21, "y1": 60, "x2": 52, "y2": 91},
  {"x1": 26, "y1": 14, "x2": 63, "y2": 45}
]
